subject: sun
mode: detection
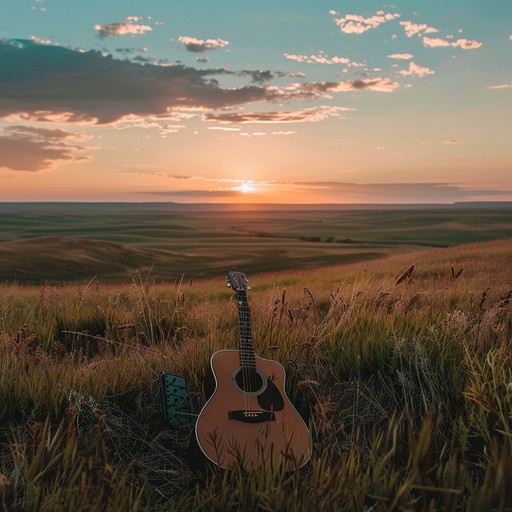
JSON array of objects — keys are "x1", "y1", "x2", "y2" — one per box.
[{"x1": 239, "y1": 182, "x2": 256, "y2": 193}]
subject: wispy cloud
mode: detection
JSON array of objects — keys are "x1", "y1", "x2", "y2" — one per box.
[
  {"x1": 142, "y1": 179, "x2": 510, "y2": 203},
  {"x1": 284, "y1": 52, "x2": 364, "y2": 67},
  {"x1": 487, "y1": 84, "x2": 512, "y2": 89},
  {"x1": 292, "y1": 78, "x2": 399, "y2": 94},
  {"x1": 285, "y1": 180, "x2": 509, "y2": 202},
  {"x1": 423, "y1": 36, "x2": 482, "y2": 49},
  {"x1": 95, "y1": 19, "x2": 152, "y2": 38},
  {"x1": 236, "y1": 70, "x2": 287, "y2": 83},
  {"x1": 147, "y1": 190, "x2": 242, "y2": 198},
  {"x1": 332, "y1": 12, "x2": 400, "y2": 35},
  {"x1": 399, "y1": 18, "x2": 482, "y2": 50},
  {"x1": 398, "y1": 62, "x2": 434, "y2": 77},
  {"x1": 178, "y1": 36, "x2": 229, "y2": 52},
  {"x1": 207, "y1": 126, "x2": 241, "y2": 131},
  {"x1": 114, "y1": 47, "x2": 148, "y2": 54},
  {"x1": 0, "y1": 125, "x2": 90, "y2": 171},
  {"x1": 204, "y1": 106, "x2": 352, "y2": 123},
  {"x1": 388, "y1": 53, "x2": 414, "y2": 60},
  {"x1": 443, "y1": 139, "x2": 460, "y2": 145}
]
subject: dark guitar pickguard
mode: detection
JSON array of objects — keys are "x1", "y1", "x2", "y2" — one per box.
[{"x1": 257, "y1": 378, "x2": 285, "y2": 411}]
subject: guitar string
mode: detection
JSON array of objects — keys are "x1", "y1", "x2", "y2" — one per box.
[
  {"x1": 239, "y1": 289, "x2": 257, "y2": 411},
  {"x1": 241, "y1": 292, "x2": 252, "y2": 398},
  {"x1": 238, "y1": 290, "x2": 249, "y2": 412},
  {"x1": 243, "y1": 291, "x2": 257, "y2": 402}
]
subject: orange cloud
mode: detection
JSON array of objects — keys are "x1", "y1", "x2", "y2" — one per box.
[{"x1": 203, "y1": 106, "x2": 352, "y2": 123}]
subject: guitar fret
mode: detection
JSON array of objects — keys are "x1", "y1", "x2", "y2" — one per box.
[{"x1": 236, "y1": 289, "x2": 256, "y2": 369}]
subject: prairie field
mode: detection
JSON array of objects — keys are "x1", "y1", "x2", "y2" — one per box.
[
  {"x1": 1, "y1": 203, "x2": 512, "y2": 283},
  {"x1": 0, "y1": 228, "x2": 511, "y2": 510}
]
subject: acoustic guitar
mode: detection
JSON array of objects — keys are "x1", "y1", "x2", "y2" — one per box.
[{"x1": 195, "y1": 271, "x2": 311, "y2": 470}]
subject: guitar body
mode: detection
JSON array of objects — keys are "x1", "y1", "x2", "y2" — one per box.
[{"x1": 195, "y1": 350, "x2": 311, "y2": 470}]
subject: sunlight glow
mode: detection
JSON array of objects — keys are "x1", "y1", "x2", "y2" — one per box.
[{"x1": 238, "y1": 182, "x2": 256, "y2": 193}]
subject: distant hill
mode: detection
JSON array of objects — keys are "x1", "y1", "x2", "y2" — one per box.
[
  {"x1": 0, "y1": 237, "x2": 192, "y2": 284},
  {"x1": 1, "y1": 201, "x2": 511, "y2": 212}
]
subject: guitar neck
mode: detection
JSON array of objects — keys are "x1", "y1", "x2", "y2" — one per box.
[{"x1": 236, "y1": 289, "x2": 256, "y2": 369}]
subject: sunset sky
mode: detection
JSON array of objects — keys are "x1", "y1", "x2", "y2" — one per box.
[{"x1": 0, "y1": 0, "x2": 511, "y2": 203}]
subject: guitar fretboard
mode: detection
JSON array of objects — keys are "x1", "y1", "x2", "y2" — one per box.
[{"x1": 236, "y1": 290, "x2": 256, "y2": 370}]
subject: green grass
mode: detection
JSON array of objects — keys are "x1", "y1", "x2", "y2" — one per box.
[{"x1": 0, "y1": 237, "x2": 512, "y2": 510}]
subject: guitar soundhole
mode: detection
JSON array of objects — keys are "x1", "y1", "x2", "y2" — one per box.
[{"x1": 232, "y1": 367, "x2": 267, "y2": 395}]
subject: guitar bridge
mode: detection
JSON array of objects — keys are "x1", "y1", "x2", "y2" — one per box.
[{"x1": 228, "y1": 410, "x2": 276, "y2": 423}]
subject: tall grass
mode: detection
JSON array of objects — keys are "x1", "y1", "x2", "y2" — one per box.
[{"x1": 0, "y1": 238, "x2": 511, "y2": 510}]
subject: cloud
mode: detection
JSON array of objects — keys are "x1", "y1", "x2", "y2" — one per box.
[
  {"x1": 398, "y1": 62, "x2": 435, "y2": 77},
  {"x1": 292, "y1": 77, "x2": 400, "y2": 94},
  {"x1": 400, "y1": 21, "x2": 439, "y2": 38},
  {"x1": 203, "y1": 106, "x2": 353, "y2": 124},
  {"x1": 143, "y1": 180, "x2": 509, "y2": 203},
  {"x1": 487, "y1": 84, "x2": 512, "y2": 89},
  {"x1": 178, "y1": 36, "x2": 229, "y2": 52},
  {"x1": 423, "y1": 36, "x2": 482, "y2": 49},
  {"x1": 95, "y1": 20, "x2": 152, "y2": 38},
  {"x1": 286, "y1": 181, "x2": 509, "y2": 202},
  {"x1": 388, "y1": 53, "x2": 414, "y2": 60},
  {"x1": 114, "y1": 47, "x2": 148, "y2": 54},
  {"x1": 30, "y1": 35, "x2": 55, "y2": 45},
  {"x1": 146, "y1": 190, "x2": 242, "y2": 198},
  {"x1": 451, "y1": 38, "x2": 482, "y2": 50},
  {"x1": 236, "y1": 69, "x2": 287, "y2": 83},
  {"x1": 0, "y1": 39, "x2": 290, "y2": 124},
  {"x1": 0, "y1": 40, "x2": 400, "y2": 127},
  {"x1": 0, "y1": 125, "x2": 90, "y2": 171},
  {"x1": 208, "y1": 126, "x2": 241, "y2": 131},
  {"x1": 284, "y1": 52, "x2": 364, "y2": 67},
  {"x1": 332, "y1": 12, "x2": 400, "y2": 34},
  {"x1": 443, "y1": 139, "x2": 459, "y2": 144},
  {"x1": 422, "y1": 36, "x2": 451, "y2": 48}
]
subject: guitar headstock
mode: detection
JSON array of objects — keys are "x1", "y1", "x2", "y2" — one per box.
[{"x1": 226, "y1": 271, "x2": 250, "y2": 291}]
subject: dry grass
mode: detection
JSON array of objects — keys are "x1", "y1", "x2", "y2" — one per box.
[{"x1": 0, "y1": 238, "x2": 511, "y2": 510}]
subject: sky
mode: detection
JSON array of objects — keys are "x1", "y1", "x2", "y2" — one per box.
[{"x1": 0, "y1": 0, "x2": 511, "y2": 204}]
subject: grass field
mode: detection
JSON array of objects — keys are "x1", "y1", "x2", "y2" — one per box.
[
  {"x1": 1, "y1": 203, "x2": 512, "y2": 283},
  {"x1": 0, "y1": 232, "x2": 511, "y2": 510}
]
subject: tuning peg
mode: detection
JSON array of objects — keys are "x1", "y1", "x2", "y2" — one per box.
[
  {"x1": 247, "y1": 286, "x2": 251, "y2": 290},
  {"x1": 227, "y1": 283, "x2": 231, "y2": 287}
]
